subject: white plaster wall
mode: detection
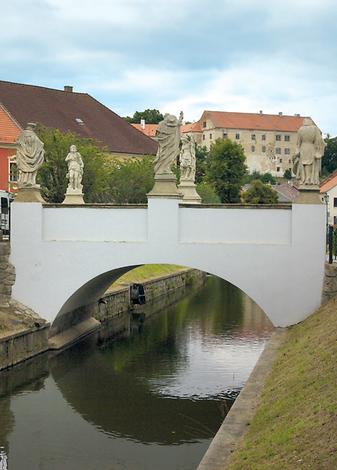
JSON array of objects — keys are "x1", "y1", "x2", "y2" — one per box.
[
  {"x1": 326, "y1": 186, "x2": 337, "y2": 225},
  {"x1": 43, "y1": 207, "x2": 147, "y2": 241},
  {"x1": 10, "y1": 199, "x2": 326, "y2": 329}
]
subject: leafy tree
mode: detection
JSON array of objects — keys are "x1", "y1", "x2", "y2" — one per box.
[
  {"x1": 206, "y1": 138, "x2": 247, "y2": 203},
  {"x1": 244, "y1": 170, "x2": 276, "y2": 185},
  {"x1": 283, "y1": 169, "x2": 292, "y2": 180},
  {"x1": 124, "y1": 109, "x2": 164, "y2": 124},
  {"x1": 322, "y1": 136, "x2": 337, "y2": 176},
  {"x1": 195, "y1": 145, "x2": 208, "y2": 184},
  {"x1": 36, "y1": 126, "x2": 110, "y2": 203},
  {"x1": 242, "y1": 180, "x2": 278, "y2": 204},
  {"x1": 106, "y1": 157, "x2": 154, "y2": 203},
  {"x1": 196, "y1": 182, "x2": 221, "y2": 203}
]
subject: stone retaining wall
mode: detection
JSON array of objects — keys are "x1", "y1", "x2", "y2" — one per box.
[
  {"x1": 321, "y1": 262, "x2": 337, "y2": 304},
  {"x1": 0, "y1": 242, "x2": 15, "y2": 309},
  {"x1": 0, "y1": 326, "x2": 49, "y2": 371}
]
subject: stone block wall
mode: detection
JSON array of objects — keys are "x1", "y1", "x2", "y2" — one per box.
[
  {"x1": 0, "y1": 242, "x2": 15, "y2": 308},
  {"x1": 321, "y1": 262, "x2": 337, "y2": 304}
]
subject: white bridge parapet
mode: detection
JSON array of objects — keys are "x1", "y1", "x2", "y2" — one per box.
[{"x1": 10, "y1": 198, "x2": 326, "y2": 334}]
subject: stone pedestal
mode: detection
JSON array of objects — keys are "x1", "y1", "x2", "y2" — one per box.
[
  {"x1": 295, "y1": 186, "x2": 322, "y2": 204},
  {"x1": 178, "y1": 179, "x2": 201, "y2": 204},
  {"x1": 147, "y1": 174, "x2": 182, "y2": 198},
  {"x1": 15, "y1": 185, "x2": 45, "y2": 203},
  {"x1": 63, "y1": 188, "x2": 84, "y2": 205}
]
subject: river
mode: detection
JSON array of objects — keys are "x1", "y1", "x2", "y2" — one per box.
[{"x1": 0, "y1": 275, "x2": 274, "y2": 470}]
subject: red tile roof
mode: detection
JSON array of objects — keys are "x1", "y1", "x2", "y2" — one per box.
[
  {"x1": 0, "y1": 104, "x2": 21, "y2": 143},
  {"x1": 181, "y1": 121, "x2": 202, "y2": 133},
  {"x1": 131, "y1": 123, "x2": 158, "y2": 137},
  {"x1": 200, "y1": 110, "x2": 307, "y2": 132},
  {"x1": 0, "y1": 80, "x2": 158, "y2": 155},
  {"x1": 320, "y1": 171, "x2": 337, "y2": 193}
]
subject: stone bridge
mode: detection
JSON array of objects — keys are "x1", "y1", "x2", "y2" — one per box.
[{"x1": 10, "y1": 196, "x2": 325, "y2": 343}]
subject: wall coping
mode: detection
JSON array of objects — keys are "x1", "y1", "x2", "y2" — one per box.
[{"x1": 42, "y1": 203, "x2": 292, "y2": 210}]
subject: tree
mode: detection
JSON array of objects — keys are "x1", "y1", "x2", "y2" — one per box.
[
  {"x1": 322, "y1": 136, "x2": 337, "y2": 176},
  {"x1": 196, "y1": 182, "x2": 221, "y2": 203},
  {"x1": 124, "y1": 109, "x2": 164, "y2": 124},
  {"x1": 206, "y1": 138, "x2": 247, "y2": 203},
  {"x1": 36, "y1": 126, "x2": 110, "y2": 203},
  {"x1": 106, "y1": 157, "x2": 154, "y2": 203},
  {"x1": 283, "y1": 169, "x2": 292, "y2": 180},
  {"x1": 244, "y1": 170, "x2": 276, "y2": 185},
  {"x1": 242, "y1": 180, "x2": 278, "y2": 204},
  {"x1": 195, "y1": 145, "x2": 208, "y2": 184}
]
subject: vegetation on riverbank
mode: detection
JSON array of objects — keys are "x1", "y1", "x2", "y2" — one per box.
[
  {"x1": 227, "y1": 297, "x2": 337, "y2": 470},
  {"x1": 109, "y1": 264, "x2": 186, "y2": 290}
]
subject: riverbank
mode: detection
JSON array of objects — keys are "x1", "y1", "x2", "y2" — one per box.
[
  {"x1": 211, "y1": 295, "x2": 337, "y2": 469},
  {"x1": 0, "y1": 266, "x2": 204, "y2": 369}
]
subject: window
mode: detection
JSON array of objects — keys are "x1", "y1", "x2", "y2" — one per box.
[
  {"x1": 262, "y1": 134, "x2": 266, "y2": 141},
  {"x1": 235, "y1": 133, "x2": 240, "y2": 140},
  {"x1": 203, "y1": 121, "x2": 207, "y2": 128},
  {"x1": 276, "y1": 147, "x2": 281, "y2": 154},
  {"x1": 334, "y1": 198, "x2": 337, "y2": 208},
  {"x1": 251, "y1": 134, "x2": 256, "y2": 140},
  {"x1": 284, "y1": 148, "x2": 290, "y2": 155},
  {"x1": 284, "y1": 135, "x2": 290, "y2": 141},
  {"x1": 279, "y1": 158, "x2": 283, "y2": 163},
  {"x1": 262, "y1": 145, "x2": 266, "y2": 152},
  {"x1": 334, "y1": 216, "x2": 337, "y2": 225},
  {"x1": 223, "y1": 132, "x2": 228, "y2": 139},
  {"x1": 289, "y1": 159, "x2": 292, "y2": 164},
  {"x1": 251, "y1": 145, "x2": 255, "y2": 152},
  {"x1": 277, "y1": 167, "x2": 280, "y2": 172},
  {"x1": 75, "y1": 117, "x2": 84, "y2": 125},
  {"x1": 202, "y1": 134, "x2": 205, "y2": 141},
  {"x1": 276, "y1": 134, "x2": 281, "y2": 141},
  {"x1": 209, "y1": 133, "x2": 212, "y2": 140},
  {"x1": 9, "y1": 162, "x2": 18, "y2": 182}
]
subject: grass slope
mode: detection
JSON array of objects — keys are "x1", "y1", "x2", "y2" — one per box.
[
  {"x1": 227, "y1": 297, "x2": 337, "y2": 470},
  {"x1": 108, "y1": 264, "x2": 186, "y2": 290}
]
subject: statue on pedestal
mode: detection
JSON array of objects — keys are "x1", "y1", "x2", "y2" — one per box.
[
  {"x1": 66, "y1": 145, "x2": 84, "y2": 191},
  {"x1": 154, "y1": 112, "x2": 183, "y2": 175},
  {"x1": 16, "y1": 123, "x2": 45, "y2": 187},
  {"x1": 180, "y1": 134, "x2": 196, "y2": 181},
  {"x1": 63, "y1": 145, "x2": 85, "y2": 204},
  {"x1": 294, "y1": 118, "x2": 326, "y2": 187}
]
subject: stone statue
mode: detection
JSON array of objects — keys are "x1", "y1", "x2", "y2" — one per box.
[
  {"x1": 66, "y1": 145, "x2": 84, "y2": 191},
  {"x1": 294, "y1": 118, "x2": 325, "y2": 186},
  {"x1": 16, "y1": 123, "x2": 45, "y2": 187},
  {"x1": 180, "y1": 134, "x2": 196, "y2": 181},
  {"x1": 154, "y1": 112, "x2": 183, "y2": 175}
]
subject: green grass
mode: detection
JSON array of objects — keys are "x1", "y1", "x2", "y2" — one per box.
[
  {"x1": 107, "y1": 264, "x2": 187, "y2": 291},
  {"x1": 227, "y1": 297, "x2": 337, "y2": 470}
]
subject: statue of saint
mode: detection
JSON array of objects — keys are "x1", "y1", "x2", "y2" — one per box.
[
  {"x1": 16, "y1": 123, "x2": 45, "y2": 187},
  {"x1": 65, "y1": 145, "x2": 84, "y2": 191},
  {"x1": 180, "y1": 134, "x2": 196, "y2": 181},
  {"x1": 154, "y1": 112, "x2": 183, "y2": 175},
  {"x1": 294, "y1": 118, "x2": 326, "y2": 186}
]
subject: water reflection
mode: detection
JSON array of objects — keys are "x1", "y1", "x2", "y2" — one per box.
[{"x1": 0, "y1": 276, "x2": 273, "y2": 470}]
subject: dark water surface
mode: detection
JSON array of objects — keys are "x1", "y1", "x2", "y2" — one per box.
[{"x1": 0, "y1": 276, "x2": 274, "y2": 470}]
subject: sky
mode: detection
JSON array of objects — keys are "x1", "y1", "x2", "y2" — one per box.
[{"x1": 1, "y1": 0, "x2": 337, "y2": 135}]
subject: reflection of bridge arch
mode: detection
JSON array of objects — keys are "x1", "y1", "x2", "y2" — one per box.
[{"x1": 11, "y1": 198, "x2": 325, "y2": 341}]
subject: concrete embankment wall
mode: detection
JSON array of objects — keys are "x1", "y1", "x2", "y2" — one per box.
[
  {"x1": 96, "y1": 268, "x2": 205, "y2": 341},
  {"x1": 0, "y1": 326, "x2": 49, "y2": 371}
]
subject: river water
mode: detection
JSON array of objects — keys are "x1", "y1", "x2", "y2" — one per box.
[{"x1": 0, "y1": 276, "x2": 273, "y2": 470}]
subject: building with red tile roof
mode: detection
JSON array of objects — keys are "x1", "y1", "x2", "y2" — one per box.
[
  {"x1": 184, "y1": 110, "x2": 319, "y2": 177},
  {"x1": 0, "y1": 104, "x2": 20, "y2": 191},
  {"x1": 131, "y1": 123, "x2": 159, "y2": 138},
  {"x1": 320, "y1": 171, "x2": 337, "y2": 225}
]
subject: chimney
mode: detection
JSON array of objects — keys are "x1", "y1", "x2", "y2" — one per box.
[
  {"x1": 278, "y1": 112, "x2": 283, "y2": 116},
  {"x1": 64, "y1": 85, "x2": 73, "y2": 92},
  {"x1": 140, "y1": 119, "x2": 146, "y2": 129},
  {"x1": 259, "y1": 110, "x2": 263, "y2": 114},
  {"x1": 295, "y1": 113, "x2": 300, "y2": 117}
]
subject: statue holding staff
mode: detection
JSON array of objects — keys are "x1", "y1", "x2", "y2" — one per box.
[
  {"x1": 65, "y1": 145, "x2": 84, "y2": 191},
  {"x1": 180, "y1": 134, "x2": 196, "y2": 182}
]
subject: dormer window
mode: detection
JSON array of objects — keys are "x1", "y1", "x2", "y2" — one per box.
[{"x1": 75, "y1": 117, "x2": 84, "y2": 125}]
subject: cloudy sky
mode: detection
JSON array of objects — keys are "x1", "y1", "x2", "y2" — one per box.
[{"x1": 1, "y1": 0, "x2": 337, "y2": 134}]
